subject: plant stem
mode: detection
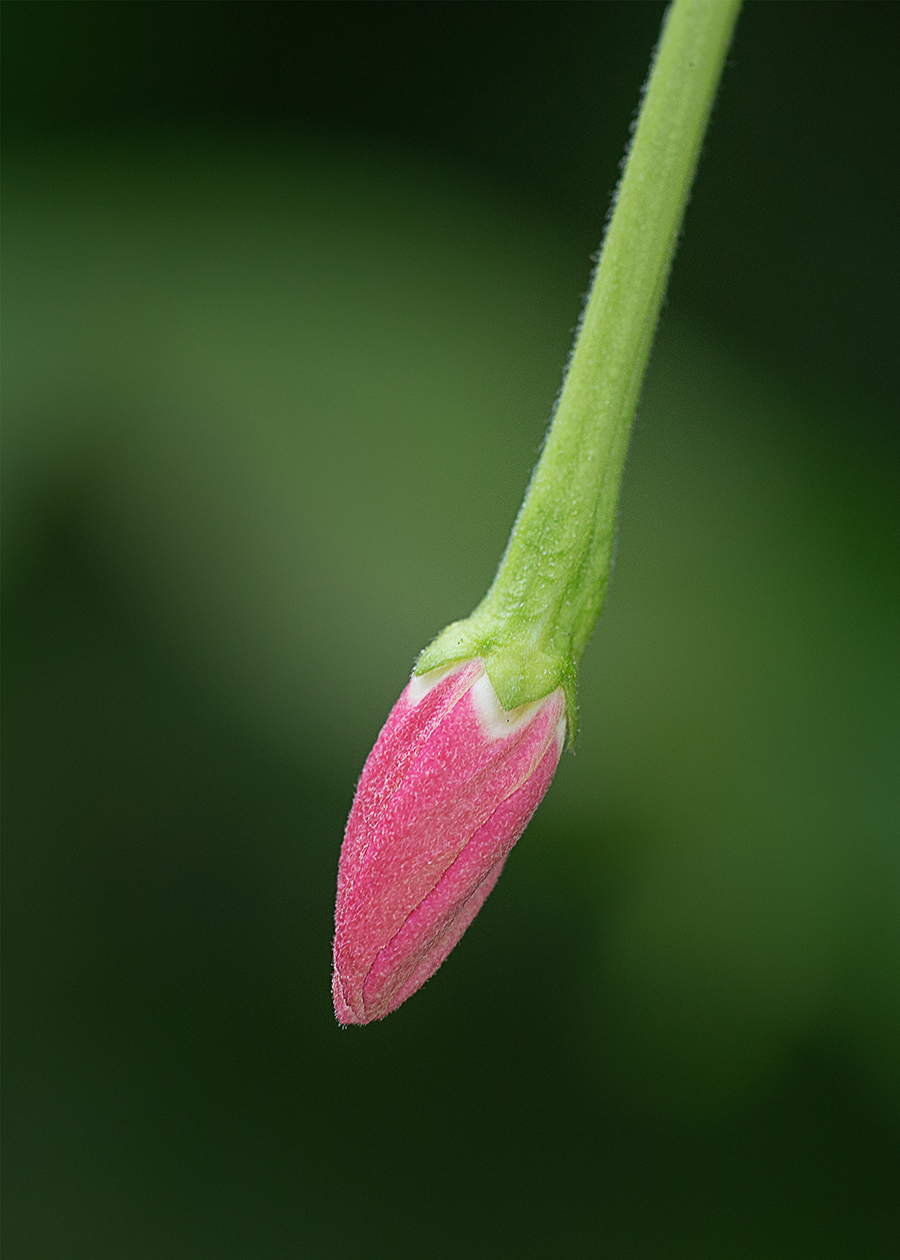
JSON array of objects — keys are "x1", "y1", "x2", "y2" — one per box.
[{"x1": 417, "y1": 0, "x2": 742, "y2": 731}]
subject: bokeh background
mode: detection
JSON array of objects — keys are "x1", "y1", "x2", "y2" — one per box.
[{"x1": 4, "y1": 2, "x2": 899, "y2": 1255}]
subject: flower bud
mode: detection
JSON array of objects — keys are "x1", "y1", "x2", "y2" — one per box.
[{"x1": 332, "y1": 659, "x2": 566, "y2": 1024}]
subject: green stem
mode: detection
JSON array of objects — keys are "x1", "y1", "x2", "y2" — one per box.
[{"x1": 417, "y1": 0, "x2": 741, "y2": 735}]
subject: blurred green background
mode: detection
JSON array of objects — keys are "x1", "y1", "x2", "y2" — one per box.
[{"x1": 3, "y1": 2, "x2": 899, "y2": 1256}]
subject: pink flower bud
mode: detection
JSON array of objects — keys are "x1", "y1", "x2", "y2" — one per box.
[{"x1": 332, "y1": 659, "x2": 566, "y2": 1025}]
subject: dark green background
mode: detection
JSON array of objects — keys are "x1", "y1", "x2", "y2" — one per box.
[{"x1": 4, "y1": 3, "x2": 899, "y2": 1256}]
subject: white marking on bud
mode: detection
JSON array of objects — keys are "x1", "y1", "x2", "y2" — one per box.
[
  {"x1": 406, "y1": 662, "x2": 471, "y2": 706},
  {"x1": 470, "y1": 671, "x2": 548, "y2": 740}
]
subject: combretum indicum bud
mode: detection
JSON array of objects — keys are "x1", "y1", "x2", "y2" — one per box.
[
  {"x1": 332, "y1": 0, "x2": 741, "y2": 1024},
  {"x1": 333, "y1": 661, "x2": 566, "y2": 1025}
]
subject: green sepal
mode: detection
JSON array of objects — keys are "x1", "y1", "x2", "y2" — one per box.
[{"x1": 414, "y1": 614, "x2": 579, "y2": 745}]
